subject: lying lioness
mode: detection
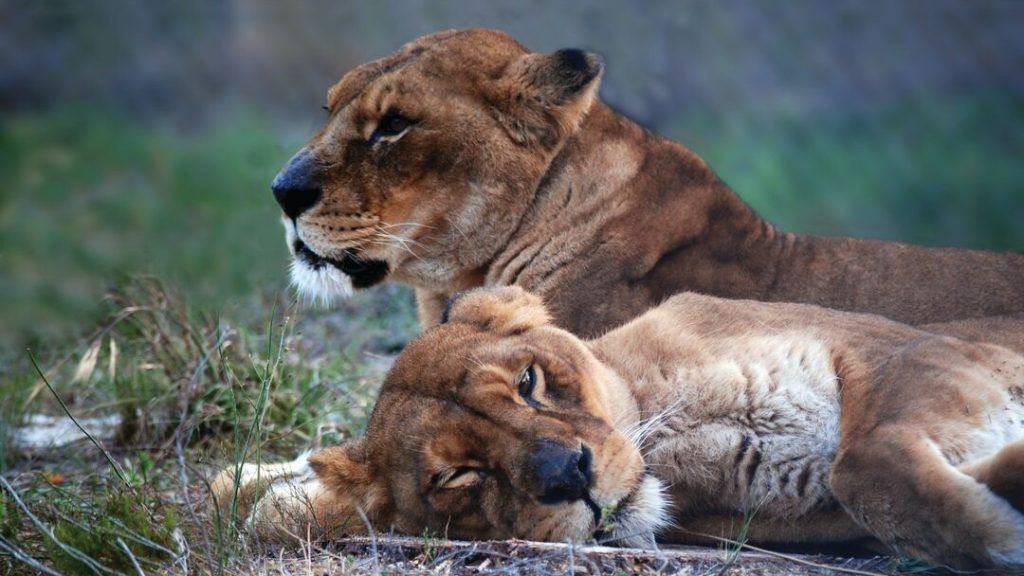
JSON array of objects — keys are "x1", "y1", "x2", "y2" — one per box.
[
  {"x1": 271, "y1": 28, "x2": 1024, "y2": 336},
  {"x1": 213, "y1": 287, "x2": 1024, "y2": 569}
]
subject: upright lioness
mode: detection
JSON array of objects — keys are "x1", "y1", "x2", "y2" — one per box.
[
  {"x1": 215, "y1": 288, "x2": 1024, "y2": 569},
  {"x1": 271, "y1": 28, "x2": 1024, "y2": 336}
]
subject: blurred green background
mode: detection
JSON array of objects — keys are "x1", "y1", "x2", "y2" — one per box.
[{"x1": 2, "y1": 0, "x2": 1023, "y2": 356}]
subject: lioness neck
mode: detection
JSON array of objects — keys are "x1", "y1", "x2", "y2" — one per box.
[
  {"x1": 488, "y1": 103, "x2": 1024, "y2": 334},
  {"x1": 488, "y1": 103, "x2": 783, "y2": 336},
  {"x1": 586, "y1": 295, "x2": 852, "y2": 524}
]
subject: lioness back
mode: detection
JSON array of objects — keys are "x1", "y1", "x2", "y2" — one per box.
[{"x1": 270, "y1": 27, "x2": 1024, "y2": 335}]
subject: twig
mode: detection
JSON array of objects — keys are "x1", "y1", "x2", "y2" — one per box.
[
  {"x1": 172, "y1": 528, "x2": 190, "y2": 576},
  {"x1": 115, "y1": 538, "x2": 144, "y2": 576},
  {"x1": 355, "y1": 507, "x2": 380, "y2": 574},
  {"x1": 27, "y1": 349, "x2": 131, "y2": 489},
  {"x1": 567, "y1": 539, "x2": 575, "y2": 575},
  {"x1": 106, "y1": 515, "x2": 178, "y2": 558},
  {"x1": 0, "y1": 535, "x2": 64, "y2": 576},
  {"x1": 686, "y1": 530, "x2": 888, "y2": 576},
  {"x1": 0, "y1": 475, "x2": 119, "y2": 575}
]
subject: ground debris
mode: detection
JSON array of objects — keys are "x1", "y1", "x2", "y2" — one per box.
[{"x1": 228, "y1": 535, "x2": 901, "y2": 575}]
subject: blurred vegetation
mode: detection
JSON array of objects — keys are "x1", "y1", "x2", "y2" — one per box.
[
  {"x1": 678, "y1": 92, "x2": 1024, "y2": 250},
  {"x1": 3, "y1": 0, "x2": 1022, "y2": 358},
  {"x1": 0, "y1": 279, "x2": 393, "y2": 575},
  {"x1": 0, "y1": 2, "x2": 1021, "y2": 573},
  {"x1": 2, "y1": 93, "x2": 1021, "y2": 357},
  {"x1": 0, "y1": 109, "x2": 288, "y2": 355}
]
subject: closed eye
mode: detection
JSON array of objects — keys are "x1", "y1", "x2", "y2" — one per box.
[{"x1": 432, "y1": 466, "x2": 485, "y2": 490}]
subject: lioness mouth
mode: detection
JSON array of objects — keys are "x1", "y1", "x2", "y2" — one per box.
[
  {"x1": 591, "y1": 476, "x2": 665, "y2": 549},
  {"x1": 293, "y1": 239, "x2": 390, "y2": 288},
  {"x1": 592, "y1": 486, "x2": 634, "y2": 538}
]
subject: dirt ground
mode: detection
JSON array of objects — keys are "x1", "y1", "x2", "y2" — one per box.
[{"x1": 217, "y1": 536, "x2": 909, "y2": 576}]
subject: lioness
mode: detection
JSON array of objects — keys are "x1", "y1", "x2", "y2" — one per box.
[
  {"x1": 271, "y1": 28, "x2": 1024, "y2": 336},
  {"x1": 214, "y1": 287, "x2": 1024, "y2": 569}
]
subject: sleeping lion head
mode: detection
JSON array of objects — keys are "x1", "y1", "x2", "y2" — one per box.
[
  {"x1": 289, "y1": 288, "x2": 667, "y2": 547},
  {"x1": 270, "y1": 28, "x2": 603, "y2": 302}
]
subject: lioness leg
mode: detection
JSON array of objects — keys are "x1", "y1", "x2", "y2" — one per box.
[
  {"x1": 831, "y1": 432, "x2": 1024, "y2": 569},
  {"x1": 959, "y1": 439, "x2": 1024, "y2": 514},
  {"x1": 210, "y1": 454, "x2": 339, "y2": 543},
  {"x1": 210, "y1": 453, "x2": 312, "y2": 526}
]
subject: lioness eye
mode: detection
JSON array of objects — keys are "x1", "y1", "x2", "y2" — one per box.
[
  {"x1": 518, "y1": 365, "x2": 538, "y2": 399},
  {"x1": 372, "y1": 112, "x2": 414, "y2": 142},
  {"x1": 433, "y1": 467, "x2": 483, "y2": 490}
]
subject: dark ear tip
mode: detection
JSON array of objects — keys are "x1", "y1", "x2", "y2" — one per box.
[{"x1": 553, "y1": 48, "x2": 603, "y2": 75}]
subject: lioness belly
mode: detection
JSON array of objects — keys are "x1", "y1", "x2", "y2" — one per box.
[
  {"x1": 929, "y1": 345, "x2": 1024, "y2": 465},
  {"x1": 641, "y1": 335, "x2": 842, "y2": 521}
]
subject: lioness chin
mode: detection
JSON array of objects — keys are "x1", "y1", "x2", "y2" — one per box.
[
  {"x1": 214, "y1": 288, "x2": 1024, "y2": 570},
  {"x1": 271, "y1": 28, "x2": 1024, "y2": 336}
]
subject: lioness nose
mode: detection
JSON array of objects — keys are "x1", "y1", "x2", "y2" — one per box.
[
  {"x1": 271, "y1": 149, "x2": 322, "y2": 220},
  {"x1": 531, "y1": 440, "x2": 593, "y2": 504}
]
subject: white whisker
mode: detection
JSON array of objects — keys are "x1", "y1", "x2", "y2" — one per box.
[{"x1": 371, "y1": 226, "x2": 427, "y2": 262}]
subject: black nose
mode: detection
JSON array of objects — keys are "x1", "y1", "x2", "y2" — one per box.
[
  {"x1": 271, "y1": 150, "x2": 322, "y2": 220},
  {"x1": 530, "y1": 440, "x2": 593, "y2": 504}
]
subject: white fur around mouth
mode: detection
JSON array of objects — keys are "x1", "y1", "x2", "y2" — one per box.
[
  {"x1": 288, "y1": 257, "x2": 354, "y2": 305},
  {"x1": 597, "y1": 475, "x2": 671, "y2": 549},
  {"x1": 284, "y1": 219, "x2": 354, "y2": 306}
]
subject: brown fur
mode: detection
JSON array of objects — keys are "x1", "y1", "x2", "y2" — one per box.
[
  {"x1": 214, "y1": 287, "x2": 1024, "y2": 569},
  {"x1": 278, "y1": 28, "x2": 1024, "y2": 336}
]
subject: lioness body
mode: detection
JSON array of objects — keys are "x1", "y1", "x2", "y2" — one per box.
[
  {"x1": 272, "y1": 28, "x2": 1024, "y2": 336},
  {"x1": 593, "y1": 295, "x2": 1024, "y2": 565},
  {"x1": 214, "y1": 290, "x2": 1024, "y2": 569}
]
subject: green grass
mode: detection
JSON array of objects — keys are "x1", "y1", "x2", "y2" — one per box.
[
  {"x1": 0, "y1": 108, "x2": 289, "y2": 355},
  {"x1": 5, "y1": 94, "x2": 1024, "y2": 355},
  {"x1": 1, "y1": 95, "x2": 1020, "y2": 573},
  {"x1": 0, "y1": 278, "x2": 413, "y2": 575},
  {"x1": 671, "y1": 93, "x2": 1024, "y2": 251},
  {"x1": 0, "y1": 107, "x2": 419, "y2": 573},
  {"x1": 2, "y1": 95, "x2": 1021, "y2": 357}
]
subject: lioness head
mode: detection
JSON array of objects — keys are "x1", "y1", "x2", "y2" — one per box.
[
  {"x1": 271, "y1": 29, "x2": 603, "y2": 302},
  {"x1": 308, "y1": 287, "x2": 667, "y2": 547}
]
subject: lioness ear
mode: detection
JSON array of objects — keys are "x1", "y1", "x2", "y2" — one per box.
[
  {"x1": 443, "y1": 286, "x2": 552, "y2": 335},
  {"x1": 308, "y1": 439, "x2": 382, "y2": 511},
  {"x1": 210, "y1": 439, "x2": 388, "y2": 543},
  {"x1": 270, "y1": 439, "x2": 387, "y2": 539},
  {"x1": 493, "y1": 48, "x2": 604, "y2": 148}
]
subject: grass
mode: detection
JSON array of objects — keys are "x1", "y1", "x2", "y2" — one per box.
[
  {"x1": 3, "y1": 94, "x2": 1022, "y2": 357},
  {"x1": 0, "y1": 108, "x2": 289, "y2": 355},
  {"x1": 671, "y1": 92, "x2": 1024, "y2": 251},
  {"x1": 1, "y1": 95, "x2": 1020, "y2": 573},
  {"x1": 0, "y1": 278, "x2": 416, "y2": 575}
]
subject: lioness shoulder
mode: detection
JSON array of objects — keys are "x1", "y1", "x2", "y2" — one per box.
[{"x1": 269, "y1": 28, "x2": 1024, "y2": 335}]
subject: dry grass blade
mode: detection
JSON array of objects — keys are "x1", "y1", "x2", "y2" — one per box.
[
  {"x1": 71, "y1": 337, "x2": 103, "y2": 385},
  {"x1": 27, "y1": 349, "x2": 132, "y2": 489},
  {"x1": 251, "y1": 535, "x2": 896, "y2": 576},
  {"x1": 0, "y1": 475, "x2": 117, "y2": 575},
  {"x1": 688, "y1": 530, "x2": 889, "y2": 576},
  {"x1": 107, "y1": 337, "x2": 118, "y2": 382},
  {"x1": 0, "y1": 536, "x2": 64, "y2": 576},
  {"x1": 116, "y1": 537, "x2": 145, "y2": 576}
]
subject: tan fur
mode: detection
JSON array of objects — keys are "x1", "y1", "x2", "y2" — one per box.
[
  {"x1": 278, "y1": 28, "x2": 1024, "y2": 336},
  {"x1": 214, "y1": 287, "x2": 1024, "y2": 569}
]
